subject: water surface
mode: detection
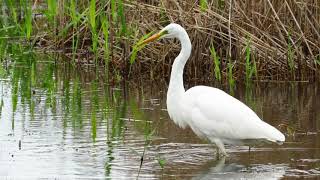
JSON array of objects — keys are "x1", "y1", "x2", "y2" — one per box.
[{"x1": 0, "y1": 54, "x2": 319, "y2": 179}]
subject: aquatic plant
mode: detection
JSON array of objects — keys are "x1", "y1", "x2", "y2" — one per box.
[
  {"x1": 89, "y1": 0, "x2": 98, "y2": 57},
  {"x1": 0, "y1": 0, "x2": 319, "y2": 81},
  {"x1": 245, "y1": 38, "x2": 257, "y2": 83},
  {"x1": 227, "y1": 60, "x2": 235, "y2": 90},
  {"x1": 101, "y1": 14, "x2": 110, "y2": 72},
  {"x1": 130, "y1": 32, "x2": 153, "y2": 65},
  {"x1": 200, "y1": 0, "x2": 208, "y2": 11},
  {"x1": 46, "y1": 0, "x2": 57, "y2": 25},
  {"x1": 23, "y1": 1, "x2": 33, "y2": 40},
  {"x1": 210, "y1": 44, "x2": 221, "y2": 81}
]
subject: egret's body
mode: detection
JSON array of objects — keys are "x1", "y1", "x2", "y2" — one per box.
[{"x1": 140, "y1": 23, "x2": 285, "y2": 156}]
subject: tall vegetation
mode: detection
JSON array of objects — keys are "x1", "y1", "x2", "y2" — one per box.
[{"x1": 0, "y1": 0, "x2": 319, "y2": 82}]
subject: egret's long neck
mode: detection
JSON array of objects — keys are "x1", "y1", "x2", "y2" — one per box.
[{"x1": 167, "y1": 29, "x2": 191, "y2": 99}]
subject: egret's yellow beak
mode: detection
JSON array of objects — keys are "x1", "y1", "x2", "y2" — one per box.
[
  {"x1": 139, "y1": 33, "x2": 161, "y2": 46},
  {"x1": 138, "y1": 30, "x2": 168, "y2": 47}
]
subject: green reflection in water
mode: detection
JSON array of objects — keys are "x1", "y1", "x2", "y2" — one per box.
[
  {"x1": 244, "y1": 83, "x2": 258, "y2": 114},
  {"x1": 62, "y1": 63, "x2": 71, "y2": 133},
  {"x1": 71, "y1": 75, "x2": 82, "y2": 128},
  {"x1": 104, "y1": 86, "x2": 127, "y2": 177},
  {"x1": 111, "y1": 88, "x2": 126, "y2": 139},
  {"x1": 0, "y1": 87, "x2": 3, "y2": 119},
  {"x1": 91, "y1": 79, "x2": 99, "y2": 141}
]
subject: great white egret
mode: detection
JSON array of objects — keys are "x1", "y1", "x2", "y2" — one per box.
[{"x1": 139, "y1": 23, "x2": 285, "y2": 156}]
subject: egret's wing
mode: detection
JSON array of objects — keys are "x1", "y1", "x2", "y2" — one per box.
[{"x1": 183, "y1": 86, "x2": 284, "y2": 142}]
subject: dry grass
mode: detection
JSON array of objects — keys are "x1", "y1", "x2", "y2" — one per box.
[{"x1": 37, "y1": 0, "x2": 320, "y2": 82}]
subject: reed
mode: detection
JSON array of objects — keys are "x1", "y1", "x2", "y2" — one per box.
[
  {"x1": 101, "y1": 14, "x2": 110, "y2": 72},
  {"x1": 245, "y1": 38, "x2": 257, "y2": 83},
  {"x1": 69, "y1": 0, "x2": 80, "y2": 62},
  {"x1": 200, "y1": 0, "x2": 208, "y2": 12},
  {"x1": 23, "y1": 1, "x2": 32, "y2": 40},
  {"x1": 2, "y1": 0, "x2": 320, "y2": 81},
  {"x1": 46, "y1": 0, "x2": 57, "y2": 24},
  {"x1": 89, "y1": 0, "x2": 97, "y2": 56},
  {"x1": 117, "y1": 0, "x2": 126, "y2": 36},
  {"x1": 209, "y1": 44, "x2": 221, "y2": 81},
  {"x1": 227, "y1": 60, "x2": 235, "y2": 90},
  {"x1": 130, "y1": 32, "x2": 153, "y2": 65}
]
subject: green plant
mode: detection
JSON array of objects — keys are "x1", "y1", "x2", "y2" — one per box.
[
  {"x1": 89, "y1": 0, "x2": 98, "y2": 56},
  {"x1": 227, "y1": 60, "x2": 235, "y2": 92},
  {"x1": 101, "y1": 14, "x2": 110, "y2": 72},
  {"x1": 245, "y1": 38, "x2": 257, "y2": 83},
  {"x1": 315, "y1": 54, "x2": 320, "y2": 66},
  {"x1": 200, "y1": 0, "x2": 208, "y2": 11},
  {"x1": 5, "y1": 1, "x2": 19, "y2": 28},
  {"x1": 117, "y1": 0, "x2": 126, "y2": 36},
  {"x1": 130, "y1": 31, "x2": 154, "y2": 64},
  {"x1": 46, "y1": 0, "x2": 57, "y2": 24},
  {"x1": 24, "y1": 1, "x2": 33, "y2": 40},
  {"x1": 156, "y1": 155, "x2": 166, "y2": 169},
  {"x1": 69, "y1": 0, "x2": 81, "y2": 62},
  {"x1": 111, "y1": 0, "x2": 117, "y2": 23},
  {"x1": 210, "y1": 44, "x2": 221, "y2": 81}
]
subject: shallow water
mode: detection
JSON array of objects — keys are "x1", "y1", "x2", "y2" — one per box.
[{"x1": 0, "y1": 55, "x2": 319, "y2": 179}]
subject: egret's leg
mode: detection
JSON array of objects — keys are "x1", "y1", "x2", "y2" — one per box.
[{"x1": 213, "y1": 139, "x2": 228, "y2": 157}]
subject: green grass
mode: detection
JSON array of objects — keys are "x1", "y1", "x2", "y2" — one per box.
[
  {"x1": 156, "y1": 155, "x2": 166, "y2": 169},
  {"x1": 0, "y1": 95, "x2": 3, "y2": 118},
  {"x1": 23, "y1": 1, "x2": 33, "y2": 40},
  {"x1": 101, "y1": 14, "x2": 110, "y2": 73},
  {"x1": 316, "y1": 54, "x2": 320, "y2": 66},
  {"x1": 245, "y1": 38, "x2": 257, "y2": 83},
  {"x1": 5, "y1": 1, "x2": 19, "y2": 26},
  {"x1": 111, "y1": 0, "x2": 117, "y2": 23},
  {"x1": 117, "y1": 0, "x2": 127, "y2": 36},
  {"x1": 69, "y1": 0, "x2": 81, "y2": 62},
  {"x1": 1, "y1": 0, "x2": 318, "y2": 81},
  {"x1": 210, "y1": 44, "x2": 221, "y2": 81},
  {"x1": 89, "y1": 0, "x2": 98, "y2": 56},
  {"x1": 46, "y1": 0, "x2": 57, "y2": 24},
  {"x1": 227, "y1": 60, "x2": 235, "y2": 92},
  {"x1": 130, "y1": 31, "x2": 154, "y2": 64},
  {"x1": 200, "y1": 0, "x2": 208, "y2": 12}
]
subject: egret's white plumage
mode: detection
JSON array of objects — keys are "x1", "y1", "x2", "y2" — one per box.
[{"x1": 140, "y1": 23, "x2": 285, "y2": 156}]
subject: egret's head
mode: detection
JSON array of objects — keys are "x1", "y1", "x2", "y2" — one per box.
[{"x1": 138, "y1": 23, "x2": 183, "y2": 46}]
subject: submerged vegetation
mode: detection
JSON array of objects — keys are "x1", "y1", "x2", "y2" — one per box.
[{"x1": 0, "y1": 0, "x2": 319, "y2": 83}]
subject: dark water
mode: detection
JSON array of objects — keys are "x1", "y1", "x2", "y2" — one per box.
[{"x1": 0, "y1": 53, "x2": 319, "y2": 179}]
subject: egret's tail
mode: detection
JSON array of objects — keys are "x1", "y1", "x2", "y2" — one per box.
[{"x1": 265, "y1": 124, "x2": 285, "y2": 144}]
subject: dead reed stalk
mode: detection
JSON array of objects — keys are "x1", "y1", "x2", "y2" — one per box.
[{"x1": 32, "y1": 0, "x2": 320, "y2": 82}]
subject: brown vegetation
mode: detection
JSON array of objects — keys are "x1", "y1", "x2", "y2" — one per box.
[{"x1": 40, "y1": 0, "x2": 320, "y2": 82}]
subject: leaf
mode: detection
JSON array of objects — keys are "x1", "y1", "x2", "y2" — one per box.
[
  {"x1": 210, "y1": 44, "x2": 221, "y2": 81},
  {"x1": 130, "y1": 31, "x2": 154, "y2": 64},
  {"x1": 156, "y1": 156, "x2": 166, "y2": 169}
]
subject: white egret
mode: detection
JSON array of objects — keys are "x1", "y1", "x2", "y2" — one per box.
[{"x1": 139, "y1": 23, "x2": 285, "y2": 156}]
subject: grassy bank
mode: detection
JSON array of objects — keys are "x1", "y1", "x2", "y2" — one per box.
[{"x1": 0, "y1": 0, "x2": 319, "y2": 83}]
